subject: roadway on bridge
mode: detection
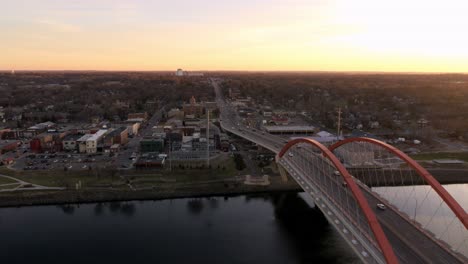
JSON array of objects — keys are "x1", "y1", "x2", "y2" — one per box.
[{"x1": 212, "y1": 79, "x2": 465, "y2": 263}]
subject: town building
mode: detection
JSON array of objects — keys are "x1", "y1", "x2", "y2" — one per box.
[
  {"x1": 62, "y1": 134, "x2": 83, "y2": 151},
  {"x1": 0, "y1": 140, "x2": 19, "y2": 154},
  {"x1": 176, "y1": 69, "x2": 185, "y2": 76},
  {"x1": 128, "y1": 112, "x2": 148, "y2": 121},
  {"x1": 168, "y1": 108, "x2": 184, "y2": 119},
  {"x1": 24, "y1": 121, "x2": 56, "y2": 138},
  {"x1": 182, "y1": 96, "x2": 204, "y2": 117},
  {"x1": 77, "y1": 129, "x2": 107, "y2": 154},
  {"x1": 135, "y1": 152, "x2": 166, "y2": 169},
  {"x1": 29, "y1": 131, "x2": 67, "y2": 153},
  {"x1": 77, "y1": 134, "x2": 93, "y2": 153},
  {"x1": 140, "y1": 138, "x2": 164, "y2": 153},
  {"x1": 104, "y1": 127, "x2": 128, "y2": 147},
  {"x1": 264, "y1": 125, "x2": 316, "y2": 135}
]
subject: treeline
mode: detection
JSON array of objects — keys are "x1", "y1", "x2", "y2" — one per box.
[
  {"x1": 0, "y1": 72, "x2": 214, "y2": 124},
  {"x1": 221, "y1": 73, "x2": 468, "y2": 139}
]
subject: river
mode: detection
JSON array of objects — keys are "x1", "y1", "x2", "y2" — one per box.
[
  {"x1": 1, "y1": 184, "x2": 466, "y2": 263},
  {"x1": 0, "y1": 192, "x2": 359, "y2": 264}
]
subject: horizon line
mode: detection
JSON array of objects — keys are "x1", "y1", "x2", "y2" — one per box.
[{"x1": 1, "y1": 69, "x2": 468, "y2": 75}]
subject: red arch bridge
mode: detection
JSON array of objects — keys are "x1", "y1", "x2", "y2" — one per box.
[
  {"x1": 273, "y1": 137, "x2": 468, "y2": 264},
  {"x1": 213, "y1": 79, "x2": 467, "y2": 263}
]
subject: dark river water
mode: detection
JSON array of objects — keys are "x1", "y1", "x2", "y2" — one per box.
[
  {"x1": 0, "y1": 192, "x2": 359, "y2": 264},
  {"x1": 2, "y1": 184, "x2": 466, "y2": 263}
]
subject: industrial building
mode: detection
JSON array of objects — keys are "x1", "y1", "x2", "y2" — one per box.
[{"x1": 264, "y1": 125, "x2": 316, "y2": 135}]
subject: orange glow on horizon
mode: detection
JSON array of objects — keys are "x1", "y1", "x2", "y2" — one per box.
[{"x1": 2, "y1": 0, "x2": 468, "y2": 72}]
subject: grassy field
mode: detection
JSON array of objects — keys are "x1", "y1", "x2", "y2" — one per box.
[
  {"x1": 410, "y1": 152, "x2": 468, "y2": 162},
  {"x1": 0, "y1": 155, "x2": 239, "y2": 189},
  {"x1": 0, "y1": 167, "x2": 124, "y2": 188}
]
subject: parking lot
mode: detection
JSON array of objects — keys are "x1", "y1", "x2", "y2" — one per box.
[{"x1": 12, "y1": 153, "x2": 114, "y2": 171}]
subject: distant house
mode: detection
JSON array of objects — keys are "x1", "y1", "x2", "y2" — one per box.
[
  {"x1": 62, "y1": 134, "x2": 83, "y2": 151},
  {"x1": 369, "y1": 121, "x2": 380, "y2": 129},
  {"x1": 2, "y1": 157, "x2": 14, "y2": 165},
  {"x1": 0, "y1": 140, "x2": 19, "y2": 154},
  {"x1": 128, "y1": 112, "x2": 148, "y2": 121}
]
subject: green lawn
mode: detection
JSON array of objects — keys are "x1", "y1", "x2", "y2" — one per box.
[
  {"x1": 0, "y1": 167, "x2": 125, "y2": 188},
  {"x1": 0, "y1": 155, "x2": 239, "y2": 189},
  {"x1": 410, "y1": 152, "x2": 468, "y2": 162}
]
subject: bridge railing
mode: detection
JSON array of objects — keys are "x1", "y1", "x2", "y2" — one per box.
[
  {"x1": 330, "y1": 138, "x2": 468, "y2": 258},
  {"x1": 278, "y1": 139, "x2": 399, "y2": 264}
]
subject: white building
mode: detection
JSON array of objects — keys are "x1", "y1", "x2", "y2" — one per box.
[
  {"x1": 85, "y1": 130, "x2": 107, "y2": 153},
  {"x1": 176, "y1": 69, "x2": 184, "y2": 76},
  {"x1": 77, "y1": 130, "x2": 107, "y2": 154},
  {"x1": 77, "y1": 134, "x2": 93, "y2": 153}
]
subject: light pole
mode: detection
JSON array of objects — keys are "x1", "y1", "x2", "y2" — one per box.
[
  {"x1": 413, "y1": 197, "x2": 418, "y2": 224},
  {"x1": 206, "y1": 109, "x2": 210, "y2": 168}
]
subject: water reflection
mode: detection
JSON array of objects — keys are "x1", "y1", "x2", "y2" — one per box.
[
  {"x1": 55, "y1": 202, "x2": 138, "y2": 217},
  {"x1": 57, "y1": 204, "x2": 76, "y2": 215},
  {"x1": 1, "y1": 193, "x2": 358, "y2": 264},
  {"x1": 94, "y1": 203, "x2": 104, "y2": 216},
  {"x1": 187, "y1": 199, "x2": 204, "y2": 215}
]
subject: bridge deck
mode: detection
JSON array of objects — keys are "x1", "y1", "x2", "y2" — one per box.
[{"x1": 364, "y1": 190, "x2": 464, "y2": 263}]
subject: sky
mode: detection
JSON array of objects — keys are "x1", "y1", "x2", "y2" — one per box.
[{"x1": 2, "y1": 0, "x2": 468, "y2": 72}]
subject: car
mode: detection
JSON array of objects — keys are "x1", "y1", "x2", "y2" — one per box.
[
  {"x1": 342, "y1": 181, "x2": 348, "y2": 187},
  {"x1": 288, "y1": 152, "x2": 294, "y2": 157},
  {"x1": 376, "y1": 204, "x2": 386, "y2": 210},
  {"x1": 334, "y1": 170, "x2": 340, "y2": 176}
]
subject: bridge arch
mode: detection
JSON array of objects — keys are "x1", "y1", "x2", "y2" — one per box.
[
  {"x1": 329, "y1": 137, "x2": 468, "y2": 229},
  {"x1": 279, "y1": 138, "x2": 398, "y2": 264}
]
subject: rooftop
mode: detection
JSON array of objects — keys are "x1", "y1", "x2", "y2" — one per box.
[
  {"x1": 264, "y1": 125, "x2": 315, "y2": 132},
  {"x1": 0, "y1": 140, "x2": 19, "y2": 148},
  {"x1": 87, "y1": 129, "x2": 107, "y2": 141},
  {"x1": 29, "y1": 121, "x2": 55, "y2": 130},
  {"x1": 433, "y1": 159, "x2": 465, "y2": 164},
  {"x1": 63, "y1": 134, "x2": 84, "y2": 141},
  {"x1": 77, "y1": 134, "x2": 93, "y2": 142}
]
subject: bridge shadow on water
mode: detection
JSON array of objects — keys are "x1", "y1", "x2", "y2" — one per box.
[
  {"x1": 270, "y1": 192, "x2": 360, "y2": 264},
  {"x1": 49, "y1": 193, "x2": 360, "y2": 264}
]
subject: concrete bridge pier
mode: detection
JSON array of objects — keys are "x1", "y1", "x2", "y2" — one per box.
[{"x1": 276, "y1": 155, "x2": 290, "y2": 182}]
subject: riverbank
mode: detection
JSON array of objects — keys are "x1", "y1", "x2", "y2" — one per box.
[{"x1": 0, "y1": 181, "x2": 302, "y2": 208}]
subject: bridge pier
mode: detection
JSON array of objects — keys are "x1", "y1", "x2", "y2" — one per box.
[{"x1": 276, "y1": 156, "x2": 290, "y2": 182}]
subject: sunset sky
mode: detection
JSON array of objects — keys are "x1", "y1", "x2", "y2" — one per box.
[{"x1": 2, "y1": 0, "x2": 468, "y2": 72}]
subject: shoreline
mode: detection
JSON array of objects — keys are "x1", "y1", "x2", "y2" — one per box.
[{"x1": 0, "y1": 183, "x2": 302, "y2": 208}]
